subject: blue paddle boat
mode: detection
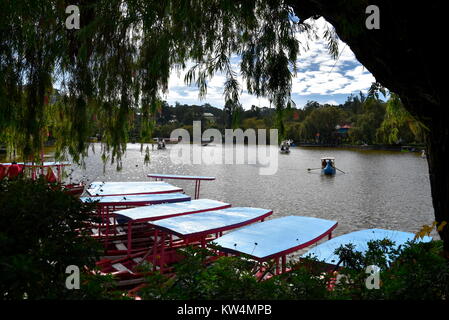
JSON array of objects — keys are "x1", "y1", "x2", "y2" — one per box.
[
  {"x1": 302, "y1": 228, "x2": 433, "y2": 266},
  {"x1": 321, "y1": 157, "x2": 336, "y2": 175}
]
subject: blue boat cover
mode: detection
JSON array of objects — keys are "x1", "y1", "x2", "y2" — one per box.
[
  {"x1": 150, "y1": 207, "x2": 272, "y2": 237},
  {"x1": 212, "y1": 216, "x2": 338, "y2": 260},
  {"x1": 114, "y1": 199, "x2": 230, "y2": 222},
  {"x1": 80, "y1": 193, "x2": 190, "y2": 204},
  {"x1": 86, "y1": 181, "x2": 182, "y2": 196},
  {"x1": 147, "y1": 173, "x2": 215, "y2": 180},
  {"x1": 302, "y1": 228, "x2": 433, "y2": 265}
]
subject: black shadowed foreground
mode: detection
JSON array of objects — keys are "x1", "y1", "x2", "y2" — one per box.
[
  {"x1": 138, "y1": 243, "x2": 449, "y2": 300},
  {"x1": 0, "y1": 178, "x2": 119, "y2": 299}
]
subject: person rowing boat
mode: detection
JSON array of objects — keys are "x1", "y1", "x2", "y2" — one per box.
[
  {"x1": 279, "y1": 140, "x2": 291, "y2": 154},
  {"x1": 321, "y1": 157, "x2": 336, "y2": 175}
]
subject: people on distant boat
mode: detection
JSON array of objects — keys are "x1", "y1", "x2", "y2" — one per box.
[
  {"x1": 280, "y1": 141, "x2": 290, "y2": 152},
  {"x1": 328, "y1": 160, "x2": 335, "y2": 168},
  {"x1": 157, "y1": 138, "x2": 166, "y2": 149},
  {"x1": 321, "y1": 159, "x2": 327, "y2": 168}
]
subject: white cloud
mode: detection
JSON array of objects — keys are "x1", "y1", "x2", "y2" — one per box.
[
  {"x1": 324, "y1": 100, "x2": 338, "y2": 105},
  {"x1": 163, "y1": 17, "x2": 376, "y2": 109}
]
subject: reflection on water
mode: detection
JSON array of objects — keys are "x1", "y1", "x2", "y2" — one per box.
[{"x1": 61, "y1": 143, "x2": 435, "y2": 239}]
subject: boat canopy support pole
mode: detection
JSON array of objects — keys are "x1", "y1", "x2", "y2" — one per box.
[{"x1": 194, "y1": 180, "x2": 202, "y2": 199}]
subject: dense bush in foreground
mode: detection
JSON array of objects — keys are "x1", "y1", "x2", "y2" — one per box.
[
  {"x1": 139, "y1": 240, "x2": 449, "y2": 300},
  {"x1": 0, "y1": 178, "x2": 119, "y2": 299}
]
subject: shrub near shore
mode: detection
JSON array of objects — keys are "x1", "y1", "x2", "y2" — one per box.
[
  {"x1": 0, "y1": 178, "x2": 120, "y2": 299},
  {"x1": 139, "y1": 241, "x2": 449, "y2": 300}
]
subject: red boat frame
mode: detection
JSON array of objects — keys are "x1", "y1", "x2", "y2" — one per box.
[
  {"x1": 147, "y1": 174, "x2": 215, "y2": 199},
  {"x1": 214, "y1": 222, "x2": 338, "y2": 277},
  {"x1": 148, "y1": 209, "x2": 273, "y2": 273},
  {"x1": 123, "y1": 202, "x2": 232, "y2": 256}
]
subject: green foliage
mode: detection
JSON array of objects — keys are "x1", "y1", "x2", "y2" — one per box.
[
  {"x1": 2, "y1": 1, "x2": 421, "y2": 158},
  {"x1": 326, "y1": 240, "x2": 449, "y2": 300},
  {"x1": 223, "y1": 100, "x2": 244, "y2": 129},
  {"x1": 379, "y1": 241, "x2": 449, "y2": 299},
  {"x1": 264, "y1": 92, "x2": 426, "y2": 146},
  {"x1": 1, "y1": 0, "x2": 346, "y2": 163},
  {"x1": 0, "y1": 178, "x2": 118, "y2": 299},
  {"x1": 299, "y1": 106, "x2": 348, "y2": 143},
  {"x1": 349, "y1": 98, "x2": 386, "y2": 144},
  {"x1": 139, "y1": 247, "x2": 331, "y2": 300},
  {"x1": 242, "y1": 117, "x2": 266, "y2": 130},
  {"x1": 376, "y1": 93, "x2": 426, "y2": 144},
  {"x1": 147, "y1": 92, "x2": 425, "y2": 148},
  {"x1": 138, "y1": 240, "x2": 449, "y2": 300}
]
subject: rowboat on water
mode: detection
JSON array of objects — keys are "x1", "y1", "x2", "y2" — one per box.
[
  {"x1": 279, "y1": 140, "x2": 291, "y2": 154},
  {"x1": 321, "y1": 157, "x2": 336, "y2": 175},
  {"x1": 157, "y1": 139, "x2": 166, "y2": 149}
]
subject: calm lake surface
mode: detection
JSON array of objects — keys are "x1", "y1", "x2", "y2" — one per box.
[{"x1": 67, "y1": 143, "x2": 436, "y2": 239}]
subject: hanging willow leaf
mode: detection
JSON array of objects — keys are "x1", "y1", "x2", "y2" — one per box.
[{"x1": 1, "y1": 0, "x2": 339, "y2": 165}]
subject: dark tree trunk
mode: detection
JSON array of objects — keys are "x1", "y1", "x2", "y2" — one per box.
[
  {"x1": 426, "y1": 113, "x2": 449, "y2": 257},
  {"x1": 289, "y1": 1, "x2": 449, "y2": 257}
]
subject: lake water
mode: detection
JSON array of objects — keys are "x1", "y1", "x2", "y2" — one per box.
[{"x1": 67, "y1": 143, "x2": 436, "y2": 239}]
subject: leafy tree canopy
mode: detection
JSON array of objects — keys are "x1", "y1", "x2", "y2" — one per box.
[{"x1": 0, "y1": 0, "x2": 340, "y2": 163}]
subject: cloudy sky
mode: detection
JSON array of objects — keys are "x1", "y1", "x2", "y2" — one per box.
[{"x1": 162, "y1": 18, "x2": 376, "y2": 110}]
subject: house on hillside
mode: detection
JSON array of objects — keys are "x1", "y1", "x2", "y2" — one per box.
[
  {"x1": 335, "y1": 124, "x2": 352, "y2": 143},
  {"x1": 336, "y1": 124, "x2": 352, "y2": 134}
]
